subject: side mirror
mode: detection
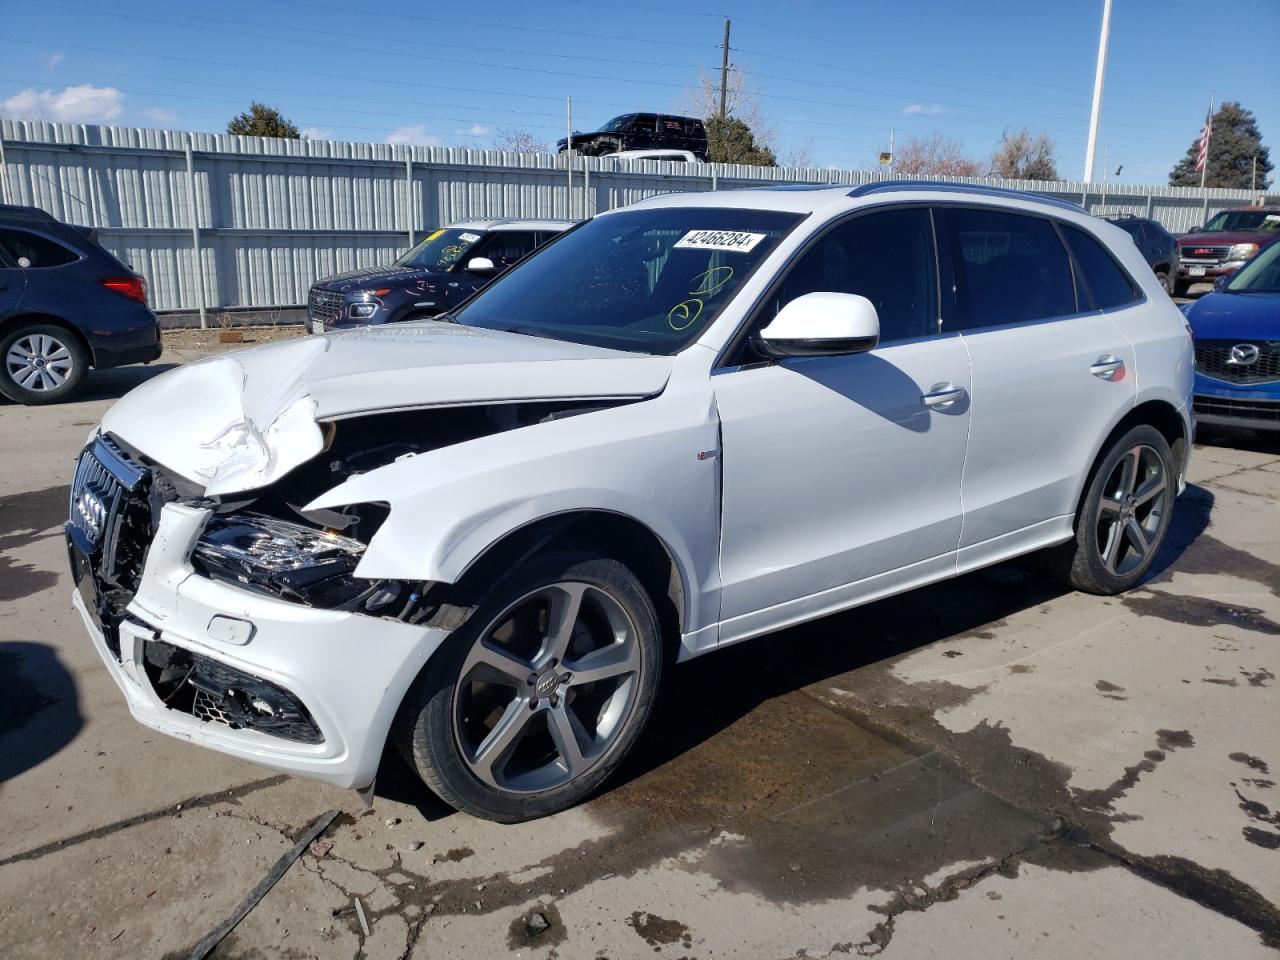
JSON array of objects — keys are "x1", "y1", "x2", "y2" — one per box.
[
  {"x1": 756, "y1": 292, "x2": 880, "y2": 358},
  {"x1": 1186, "y1": 225, "x2": 1201, "y2": 234},
  {"x1": 466, "y1": 256, "x2": 497, "y2": 273},
  {"x1": 1213, "y1": 274, "x2": 1229, "y2": 290}
]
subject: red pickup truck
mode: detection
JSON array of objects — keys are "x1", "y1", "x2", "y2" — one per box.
[{"x1": 1173, "y1": 206, "x2": 1280, "y2": 296}]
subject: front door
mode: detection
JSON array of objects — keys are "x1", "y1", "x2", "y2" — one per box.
[{"x1": 713, "y1": 206, "x2": 971, "y2": 643}]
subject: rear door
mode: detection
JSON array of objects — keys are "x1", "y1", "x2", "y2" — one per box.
[
  {"x1": 942, "y1": 206, "x2": 1137, "y2": 557},
  {"x1": 0, "y1": 242, "x2": 26, "y2": 316}
]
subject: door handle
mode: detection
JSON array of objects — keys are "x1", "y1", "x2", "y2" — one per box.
[
  {"x1": 1090, "y1": 355, "x2": 1126, "y2": 381},
  {"x1": 922, "y1": 383, "x2": 966, "y2": 410}
]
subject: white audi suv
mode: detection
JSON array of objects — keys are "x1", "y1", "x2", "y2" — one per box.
[{"x1": 68, "y1": 183, "x2": 1194, "y2": 821}]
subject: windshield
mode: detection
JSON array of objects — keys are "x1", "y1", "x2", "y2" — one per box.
[
  {"x1": 1225, "y1": 241, "x2": 1280, "y2": 293},
  {"x1": 452, "y1": 207, "x2": 804, "y2": 354},
  {"x1": 601, "y1": 115, "x2": 632, "y2": 133},
  {"x1": 1201, "y1": 211, "x2": 1280, "y2": 234},
  {"x1": 395, "y1": 228, "x2": 484, "y2": 271}
]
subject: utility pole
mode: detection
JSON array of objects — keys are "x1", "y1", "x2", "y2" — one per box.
[
  {"x1": 1253, "y1": 154, "x2": 1259, "y2": 192},
  {"x1": 719, "y1": 18, "x2": 731, "y2": 119},
  {"x1": 566, "y1": 96, "x2": 573, "y2": 220},
  {"x1": 1083, "y1": 0, "x2": 1113, "y2": 182}
]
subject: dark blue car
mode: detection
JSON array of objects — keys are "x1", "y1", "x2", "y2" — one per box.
[
  {"x1": 307, "y1": 219, "x2": 571, "y2": 332},
  {"x1": 1184, "y1": 240, "x2": 1280, "y2": 433},
  {"x1": 0, "y1": 204, "x2": 161, "y2": 405}
]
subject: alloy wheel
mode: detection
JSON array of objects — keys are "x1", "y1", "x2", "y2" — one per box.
[
  {"x1": 453, "y1": 581, "x2": 643, "y2": 793},
  {"x1": 1095, "y1": 443, "x2": 1168, "y2": 577},
  {"x1": 5, "y1": 333, "x2": 75, "y2": 392}
]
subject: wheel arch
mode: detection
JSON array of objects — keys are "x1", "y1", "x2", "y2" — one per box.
[
  {"x1": 0, "y1": 312, "x2": 96, "y2": 365},
  {"x1": 441, "y1": 510, "x2": 689, "y2": 662},
  {"x1": 1071, "y1": 398, "x2": 1188, "y2": 529}
]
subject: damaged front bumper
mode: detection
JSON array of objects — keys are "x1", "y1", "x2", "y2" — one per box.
[{"x1": 72, "y1": 501, "x2": 449, "y2": 790}]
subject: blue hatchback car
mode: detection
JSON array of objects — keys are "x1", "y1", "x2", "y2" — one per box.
[{"x1": 1184, "y1": 240, "x2": 1280, "y2": 433}]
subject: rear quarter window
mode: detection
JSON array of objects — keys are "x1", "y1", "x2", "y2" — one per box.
[
  {"x1": 0, "y1": 228, "x2": 79, "y2": 268},
  {"x1": 1062, "y1": 225, "x2": 1141, "y2": 310}
]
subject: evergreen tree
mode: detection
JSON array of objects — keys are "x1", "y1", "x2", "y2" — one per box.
[
  {"x1": 705, "y1": 116, "x2": 776, "y2": 166},
  {"x1": 227, "y1": 103, "x2": 300, "y2": 139},
  {"x1": 1169, "y1": 102, "x2": 1271, "y2": 189}
]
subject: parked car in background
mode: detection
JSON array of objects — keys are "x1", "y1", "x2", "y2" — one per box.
[
  {"x1": 558, "y1": 114, "x2": 709, "y2": 161},
  {"x1": 306, "y1": 219, "x2": 571, "y2": 333},
  {"x1": 1107, "y1": 215, "x2": 1176, "y2": 294},
  {"x1": 1173, "y1": 206, "x2": 1280, "y2": 297},
  {"x1": 1183, "y1": 240, "x2": 1280, "y2": 433},
  {"x1": 71, "y1": 183, "x2": 1191, "y2": 821},
  {"x1": 0, "y1": 204, "x2": 160, "y2": 405}
]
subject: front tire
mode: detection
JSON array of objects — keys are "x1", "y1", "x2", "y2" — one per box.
[
  {"x1": 396, "y1": 547, "x2": 663, "y2": 822},
  {"x1": 1052, "y1": 424, "x2": 1175, "y2": 595},
  {"x1": 0, "y1": 323, "x2": 88, "y2": 404}
]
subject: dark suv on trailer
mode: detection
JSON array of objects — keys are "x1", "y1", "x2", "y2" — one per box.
[
  {"x1": 0, "y1": 204, "x2": 160, "y2": 405},
  {"x1": 557, "y1": 114, "x2": 709, "y2": 161},
  {"x1": 1173, "y1": 206, "x2": 1280, "y2": 296},
  {"x1": 1107, "y1": 216, "x2": 1176, "y2": 293},
  {"x1": 307, "y1": 219, "x2": 571, "y2": 333}
]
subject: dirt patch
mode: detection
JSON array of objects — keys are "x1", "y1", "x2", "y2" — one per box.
[
  {"x1": 161, "y1": 324, "x2": 304, "y2": 352},
  {"x1": 626, "y1": 910, "x2": 692, "y2": 948},
  {"x1": 1120, "y1": 591, "x2": 1280, "y2": 635}
]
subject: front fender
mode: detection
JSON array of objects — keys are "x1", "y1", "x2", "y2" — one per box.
[{"x1": 307, "y1": 383, "x2": 723, "y2": 634}]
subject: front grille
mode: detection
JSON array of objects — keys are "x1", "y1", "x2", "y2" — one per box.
[
  {"x1": 1194, "y1": 395, "x2": 1280, "y2": 423},
  {"x1": 308, "y1": 287, "x2": 345, "y2": 324},
  {"x1": 67, "y1": 436, "x2": 153, "y2": 658},
  {"x1": 1195, "y1": 340, "x2": 1280, "y2": 385},
  {"x1": 1179, "y1": 245, "x2": 1230, "y2": 263}
]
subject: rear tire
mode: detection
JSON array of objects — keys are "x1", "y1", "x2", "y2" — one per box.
[
  {"x1": 395, "y1": 546, "x2": 663, "y2": 822},
  {"x1": 1050, "y1": 424, "x2": 1175, "y2": 595},
  {"x1": 0, "y1": 322, "x2": 88, "y2": 405}
]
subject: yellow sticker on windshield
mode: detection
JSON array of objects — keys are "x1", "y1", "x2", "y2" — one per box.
[{"x1": 424, "y1": 229, "x2": 445, "y2": 242}]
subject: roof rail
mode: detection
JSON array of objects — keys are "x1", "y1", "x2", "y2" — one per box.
[{"x1": 848, "y1": 180, "x2": 1085, "y2": 214}]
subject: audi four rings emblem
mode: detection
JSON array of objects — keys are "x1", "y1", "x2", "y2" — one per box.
[
  {"x1": 1227, "y1": 343, "x2": 1260, "y2": 366},
  {"x1": 74, "y1": 489, "x2": 107, "y2": 542}
]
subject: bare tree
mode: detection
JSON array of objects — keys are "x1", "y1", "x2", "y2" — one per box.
[
  {"x1": 493, "y1": 128, "x2": 548, "y2": 154},
  {"x1": 782, "y1": 139, "x2": 816, "y2": 169},
  {"x1": 892, "y1": 135, "x2": 982, "y2": 177},
  {"x1": 990, "y1": 128, "x2": 1058, "y2": 180},
  {"x1": 682, "y1": 66, "x2": 775, "y2": 150}
]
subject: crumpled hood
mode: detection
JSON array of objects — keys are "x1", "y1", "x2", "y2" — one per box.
[{"x1": 100, "y1": 322, "x2": 673, "y2": 496}]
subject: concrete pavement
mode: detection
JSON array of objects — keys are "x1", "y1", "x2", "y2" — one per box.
[{"x1": 0, "y1": 352, "x2": 1276, "y2": 958}]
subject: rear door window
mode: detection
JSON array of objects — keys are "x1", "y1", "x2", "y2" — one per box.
[
  {"x1": 0, "y1": 228, "x2": 79, "y2": 268},
  {"x1": 946, "y1": 208, "x2": 1077, "y2": 329},
  {"x1": 1061, "y1": 224, "x2": 1141, "y2": 310}
]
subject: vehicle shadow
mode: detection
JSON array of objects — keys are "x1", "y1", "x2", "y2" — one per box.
[
  {"x1": 374, "y1": 475, "x2": 1215, "y2": 821},
  {"x1": 0, "y1": 642, "x2": 84, "y2": 785},
  {"x1": 1195, "y1": 428, "x2": 1280, "y2": 457}
]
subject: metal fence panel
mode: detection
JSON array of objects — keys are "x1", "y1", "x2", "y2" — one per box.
[{"x1": 2, "y1": 120, "x2": 1275, "y2": 313}]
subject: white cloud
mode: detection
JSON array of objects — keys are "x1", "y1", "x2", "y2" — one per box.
[
  {"x1": 1, "y1": 84, "x2": 124, "y2": 123},
  {"x1": 903, "y1": 103, "x2": 946, "y2": 116},
  {"x1": 45, "y1": 52, "x2": 64, "y2": 69},
  {"x1": 144, "y1": 107, "x2": 177, "y2": 125},
  {"x1": 386, "y1": 124, "x2": 443, "y2": 147},
  {"x1": 462, "y1": 124, "x2": 491, "y2": 136},
  {"x1": 300, "y1": 126, "x2": 334, "y2": 140}
]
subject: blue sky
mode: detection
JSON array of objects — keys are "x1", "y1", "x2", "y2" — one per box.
[{"x1": 1, "y1": 0, "x2": 1276, "y2": 186}]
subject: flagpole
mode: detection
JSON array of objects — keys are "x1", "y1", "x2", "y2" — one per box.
[{"x1": 1199, "y1": 94, "x2": 1213, "y2": 189}]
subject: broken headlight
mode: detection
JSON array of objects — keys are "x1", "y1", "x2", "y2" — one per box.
[{"x1": 193, "y1": 513, "x2": 381, "y2": 609}]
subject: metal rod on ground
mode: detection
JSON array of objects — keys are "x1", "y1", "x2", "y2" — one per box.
[
  {"x1": 719, "y1": 19, "x2": 731, "y2": 119},
  {"x1": 1083, "y1": 0, "x2": 1112, "y2": 182},
  {"x1": 187, "y1": 809, "x2": 338, "y2": 960},
  {"x1": 184, "y1": 135, "x2": 208, "y2": 330}
]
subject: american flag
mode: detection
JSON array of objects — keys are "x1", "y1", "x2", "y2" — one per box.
[{"x1": 1195, "y1": 112, "x2": 1212, "y2": 172}]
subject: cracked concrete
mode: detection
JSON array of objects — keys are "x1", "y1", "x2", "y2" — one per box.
[{"x1": 1, "y1": 355, "x2": 1278, "y2": 958}]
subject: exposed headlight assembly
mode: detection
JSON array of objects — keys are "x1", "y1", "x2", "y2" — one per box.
[
  {"x1": 193, "y1": 513, "x2": 398, "y2": 610},
  {"x1": 1227, "y1": 242, "x2": 1259, "y2": 262}
]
